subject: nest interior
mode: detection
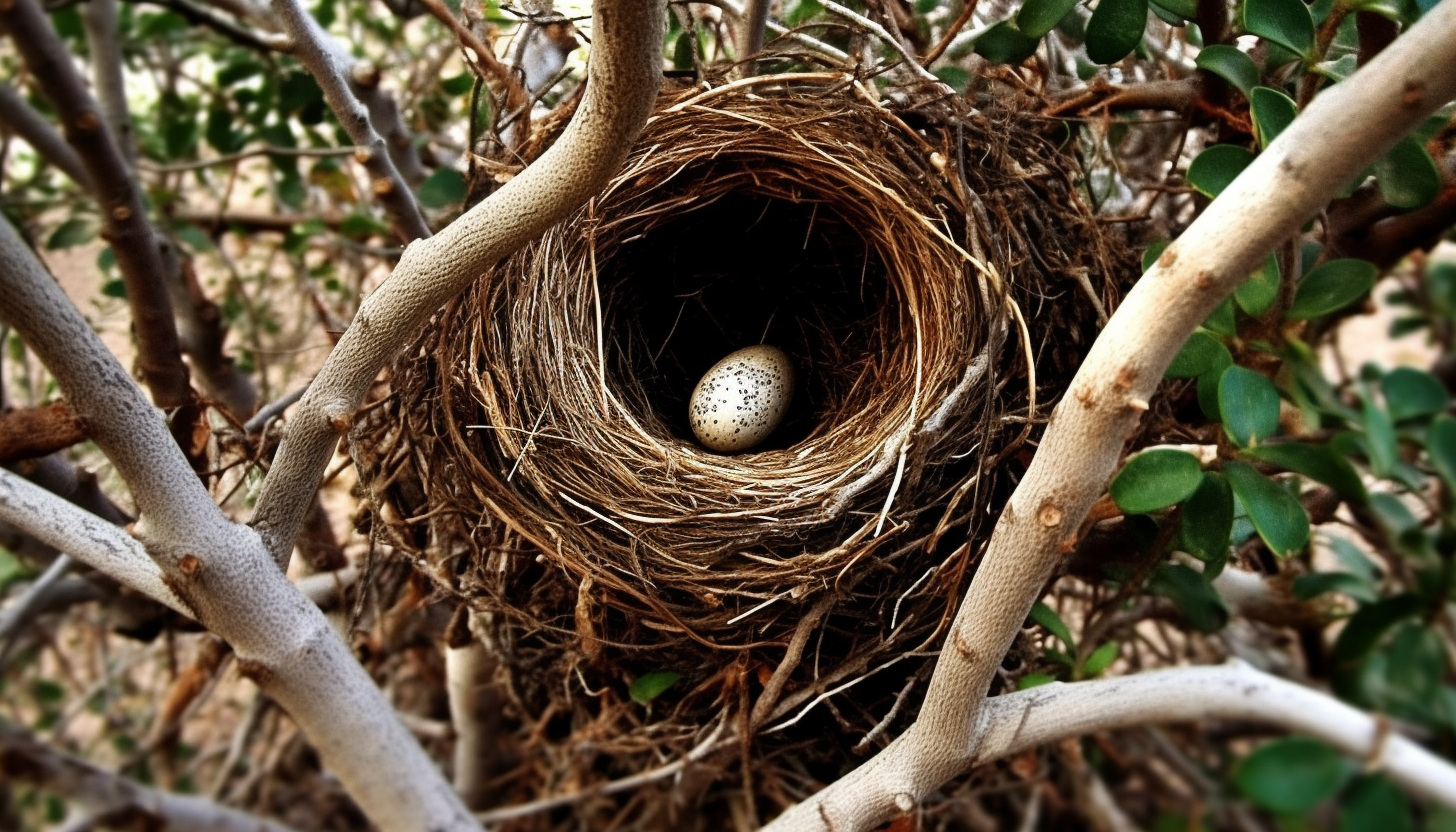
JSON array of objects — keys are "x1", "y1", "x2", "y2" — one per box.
[{"x1": 354, "y1": 75, "x2": 1129, "y2": 813}]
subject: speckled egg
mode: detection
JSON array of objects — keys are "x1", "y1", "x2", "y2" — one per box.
[{"x1": 688, "y1": 345, "x2": 794, "y2": 453}]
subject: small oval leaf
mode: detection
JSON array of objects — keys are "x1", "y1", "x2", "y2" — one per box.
[
  {"x1": 1429, "y1": 415, "x2": 1456, "y2": 489},
  {"x1": 1219, "y1": 365, "x2": 1282, "y2": 448},
  {"x1": 974, "y1": 20, "x2": 1041, "y2": 64},
  {"x1": 629, "y1": 670, "x2": 681, "y2": 704},
  {"x1": 1288, "y1": 259, "x2": 1378, "y2": 319},
  {"x1": 1381, "y1": 367, "x2": 1449, "y2": 422},
  {"x1": 1250, "y1": 86, "x2": 1298, "y2": 147},
  {"x1": 417, "y1": 168, "x2": 467, "y2": 209},
  {"x1": 1187, "y1": 144, "x2": 1255, "y2": 198},
  {"x1": 1375, "y1": 136, "x2": 1441, "y2": 209},
  {"x1": 1242, "y1": 0, "x2": 1315, "y2": 57},
  {"x1": 1111, "y1": 449, "x2": 1204, "y2": 514},
  {"x1": 1166, "y1": 330, "x2": 1232, "y2": 378},
  {"x1": 1234, "y1": 253, "x2": 1281, "y2": 316},
  {"x1": 1235, "y1": 737, "x2": 1351, "y2": 813},
  {"x1": 1085, "y1": 0, "x2": 1149, "y2": 64},
  {"x1": 1195, "y1": 44, "x2": 1260, "y2": 96},
  {"x1": 1178, "y1": 471, "x2": 1234, "y2": 563},
  {"x1": 1019, "y1": 0, "x2": 1082, "y2": 38},
  {"x1": 1243, "y1": 442, "x2": 1367, "y2": 504},
  {"x1": 1225, "y1": 460, "x2": 1310, "y2": 557}
]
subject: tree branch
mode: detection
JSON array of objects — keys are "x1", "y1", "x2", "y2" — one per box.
[
  {"x1": 0, "y1": 0, "x2": 194, "y2": 412},
  {"x1": 269, "y1": 0, "x2": 432, "y2": 241},
  {"x1": 0, "y1": 469, "x2": 188, "y2": 616},
  {"x1": 763, "y1": 2, "x2": 1456, "y2": 828},
  {"x1": 0, "y1": 81, "x2": 93, "y2": 190},
  {"x1": 251, "y1": 0, "x2": 668, "y2": 568},
  {"x1": 973, "y1": 662, "x2": 1456, "y2": 808},
  {"x1": 80, "y1": 0, "x2": 137, "y2": 169},
  {"x1": 0, "y1": 721, "x2": 305, "y2": 832},
  {"x1": 0, "y1": 401, "x2": 87, "y2": 465},
  {"x1": 0, "y1": 213, "x2": 482, "y2": 832}
]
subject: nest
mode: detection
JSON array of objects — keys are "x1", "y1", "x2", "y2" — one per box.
[{"x1": 354, "y1": 74, "x2": 1129, "y2": 821}]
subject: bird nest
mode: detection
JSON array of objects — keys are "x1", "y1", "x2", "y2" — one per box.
[{"x1": 353, "y1": 74, "x2": 1128, "y2": 819}]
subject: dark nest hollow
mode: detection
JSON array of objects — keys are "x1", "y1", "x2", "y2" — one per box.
[{"x1": 353, "y1": 74, "x2": 1131, "y2": 824}]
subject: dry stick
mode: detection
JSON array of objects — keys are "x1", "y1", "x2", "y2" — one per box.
[
  {"x1": 0, "y1": 215, "x2": 480, "y2": 832},
  {"x1": 251, "y1": 0, "x2": 668, "y2": 569},
  {"x1": 81, "y1": 0, "x2": 136, "y2": 169},
  {"x1": 740, "y1": 0, "x2": 770, "y2": 60},
  {"x1": 763, "y1": 2, "x2": 1456, "y2": 828},
  {"x1": 0, "y1": 0, "x2": 193, "y2": 412},
  {"x1": 269, "y1": 0, "x2": 431, "y2": 243},
  {"x1": 0, "y1": 81, "x2": 93, "y2": 189},
  {"x1": 0, "y1": 470, "x2": 187, "y2": 615},
  {"x1": 972, "y1": 662, "x2": 1456, "y2": 808},
  {"x1": 0, "y1": 401, "x2": 87, "y2": 465},
  {"x1": 920, "y1": 0, "x2": 980, "y2": 67},
  {"x1": 0, "y1": 722, "x2": 305, "y2": 832}
]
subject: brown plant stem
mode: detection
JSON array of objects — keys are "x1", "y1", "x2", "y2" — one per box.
[
  {"x1": 0, "y1": 0, "x2": 194, "y2": 414},
  {"x1": 0, "y1": 401, "x2": 86, "y2": 465}
]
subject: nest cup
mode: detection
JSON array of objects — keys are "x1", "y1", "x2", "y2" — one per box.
[{"x1": 355, "y1": 75, "x2": 1125, "y2": 809}]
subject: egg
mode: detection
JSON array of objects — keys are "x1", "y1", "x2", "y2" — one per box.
[{"x1": 688, "y1": 345, "x2": 794, "y2": 452}]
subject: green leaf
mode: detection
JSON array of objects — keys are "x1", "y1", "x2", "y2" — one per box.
[
  {"x1": 1018, "y1": 672, "x2": 1057, "y2": 689},
  {"x1": 1288, "y1": 258, "x2": 1378, "y2": 319},
  {"x1": 933, "y1": 66, "x2": 971, "y2": 93},
  {"x1": 672, "y1": 30, "x2": 696, "y2": 69},
  {"x1": 1111, "y1": 449, "x2": 1204, "y2": 514},
  {"x1": 1019, "y1": 0, "x2": 1082, "y2": 38},
  {"x1": 1234, "y1": 253, "x2": 1280, "y2": 316},
  {"x1": 1235, "y1": 737, "x2": 1351, "y2": 813},
  {"x1": 1179, "y1": 472, "x2": 1234, "y2": 563},
  {"x1": 1203, "y1": 297, "x2": 1237, "y2": 337},
  {"x1": 205, "y1": 104, "x2": 247, "y2": 155},
  {"x1": 441, "y1": 73, "x2": 475, "y2": 96},
  {"x1": 1224, "y1": 461, "x2": 1310, "y2": 557},
  {"x1": 1166, "y1": 330, "x2": 1231, "y2": 378},
  {"x1": 1187, "y1": 145, "x2": 1255, "y2": 198},
  {"x1": 1085, "y1": 0, "x2": 1149, "y2": 64},
  {"x1": 1243, "y1": 442, "x2": 1366, "y2": 504},
  {"x1": 1219, "y1": 366, "x2": 1282, "y2": 448},
  {"x1": 1378, "y1": 622, "x2": 1448, "y2": 724},
  {"x1": 785, "y1": 0, "x2": 823, "y2": 26},
  {"x1": 1361, "y1": 391, "x2": 1398, "y2": 476},
  {"x1": 417, "y1": 168, "x2": 466, "y2": 209},
  {"x1": 1150, "y1": 563, "x2": 1228, "y2": 632},
  {"x1": 1250, "y1": 86, "x2": 1298, "y2": 147},
  {"x1": 1242, "y1": 0, "x2": 1315, "y2": 57},
  {"x1": 1381, "y1": 367, "x2": 1448, "y2": 421},
  {"x1": 974, "y1": 20, "x2": 1040, "y2": 64},
  {"x1": 1149, "y1": 0, "x2": 1199, "y2": 21},
  {"x1": 1081, "y1": 641, "x2": 1120, "y2": 676},
  {"x1": 101, "y1": 279, "x2": 127, "y2": 299},
  {"x1": 1375, "y1": 136, "x2": 1441, "y2": 209},
  {"x1": 1332, "y1": 594, "x2": 1422, "y2": 663},
  {"x1": 45, "y1": 217, "x2": 95, "y2": 250},
  {"x1": 1340, "y1": 775, "x2": 1413, "y2": 832},
  {"x1": 217, "y1": 58, "x2": 264, "y2": 87},
  {"x1": 1430, "y1": 415, "x2": 1456, "y2": 489},
  {"x1": 1195, "y1": 44, "x2": 1260, "y2": 96},
  {"x1": 629, "y1": 670, "x2": 680, "y2": 704},
  {"x1": 1141, "y1": 239, "x2": 1170, "y2": 272},
  {"x1": 1030, "y1": 601, "x2": 1076, "y2": 649},
  {"x1": 1293, "y1": 571, "x2": 1377, "y2": 603},
  {"x1": 0, "y1": 548, "x2": 26, "y2": 592}
]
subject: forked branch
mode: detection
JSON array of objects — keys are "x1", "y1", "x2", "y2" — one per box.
[
  {"x1": 251, "y1": 0, "x2": 668, "y2": 568},
  {"x1": 972, "y1": 662, "x2": 1456, "y2": 808},
  {"x1": 764, "y1": 2, "x2": 1456, "y2": 828}
]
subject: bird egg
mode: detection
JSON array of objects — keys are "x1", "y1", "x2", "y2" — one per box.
[{"x1": 688, "y1": 345, "x2": 794, "y2": 453}]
